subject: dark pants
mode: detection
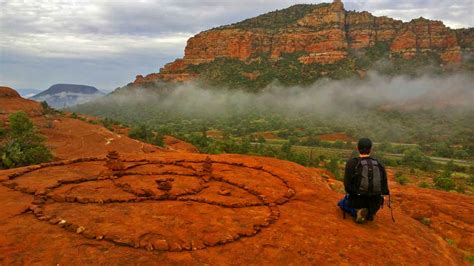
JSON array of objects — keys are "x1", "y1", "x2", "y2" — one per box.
[{"x1": 348, "y1": 194, "x2": 383, "y2": 217}]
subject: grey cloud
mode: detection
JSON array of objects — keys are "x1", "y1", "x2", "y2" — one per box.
[{"x1": 1, "y1": 0, "x2": 473, "y2": 91}]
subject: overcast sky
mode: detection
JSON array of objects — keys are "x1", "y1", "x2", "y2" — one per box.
[{"x1": 0, "y1": 0, "x2": 473, "y2": 92}]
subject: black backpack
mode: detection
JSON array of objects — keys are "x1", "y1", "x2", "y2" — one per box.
[{"x1": 353, "y1": 157, "x2": 384, "y2": 196}]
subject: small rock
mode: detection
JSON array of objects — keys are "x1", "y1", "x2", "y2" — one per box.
[
  {"x1": 65, "y1": 196, "x2": 76, "y2": 202},
  {"x1": 156, "y1": 180, "x2": 172, "y2": 191},
  {"x1": 145, "y1": 243, "x2": 154, "y2": 251},
  {"x1": 191, "y1": 240, "x2": 206, "y2": 250},
  {"x1": 153, "y1": 239, "x2": 169, "y2": 251},
  {"x1": 275, "y1": 197, "x2": 289, "y2": 205},
  {"x1": 168, "y1": 241, "x2": 182, "y2": 252},
  {"x1": 65, "y1": 223, "x2": 79, "y2": 232},
  {"x1": 38, "y1": 215, "x2": 51, "y2": 221},
  {"x1": 76, "y1": 226, "x2": 85, "y2": 234},
  {"x1": 50, "y1": 194, "x2": 65, "y2": 202},
  {"x1": 82, "y1": 230, "x2": 95, "y2": 239},
  {"x1": 77, "y1": 197, "x2": 89, "y2": 203},
  {"x1": 218, "y1": 189, "x2": 231, "y2": 196},
  {"x1": 48, "y1": 217, "x2": 61, "y2": 225}
]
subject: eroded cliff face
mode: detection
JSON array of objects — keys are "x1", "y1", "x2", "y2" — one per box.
[{"x1": 132, "y1": 0, "x2": 472, "y2": 86}]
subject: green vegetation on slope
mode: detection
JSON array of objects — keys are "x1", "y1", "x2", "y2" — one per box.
[
  {"x1": 0, "y1": 112, "x2": 53, "y2": 169},
  {"x1": 73, "y1": 92, "x2": 474, "y2": 194},
  {"x1": 188, "y1": 52, "x2": 356, "y2": 90},
  {"x1": 185, "y1": 43, "x2": 452, "y2": 90},
  {"x1": 219, "y1": 4, "x2": 326, "y2": 31}
]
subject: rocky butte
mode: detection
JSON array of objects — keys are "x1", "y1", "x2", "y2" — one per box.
[{"x1": 131, "y1": 0, "x2": 474, "y2": 88}]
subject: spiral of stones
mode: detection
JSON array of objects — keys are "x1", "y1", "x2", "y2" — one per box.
[{"x1": 0, "y1": 157, "x2": 296, "y2": 252}]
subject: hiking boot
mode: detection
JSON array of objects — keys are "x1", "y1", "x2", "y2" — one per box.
[{"x1": 355, "y1": 208, "x2": 368, "y2": 224}]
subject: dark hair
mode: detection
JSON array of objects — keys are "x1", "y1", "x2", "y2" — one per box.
[{"x1": 357, "y1": 138, "x2": 372, "y2": 155}]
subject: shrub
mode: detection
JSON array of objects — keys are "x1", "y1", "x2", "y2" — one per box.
[
  {"x1": 453, "y1": 149, "x2": 469, "y2": 159},
  {"x1": 395, "y1": 172, "x2": 409, "y2": 185},
  {"x1": 434, "y1": 176, "x2": 456, "y2": 191},
  {"x1": 0, "y1": 112, "x2": 52, "y2": 169},
  {"x1": 402, "y1": 148, "x2": 435, "y2": 171},
  {"x1": 280, "y1": 141, "x2": 292, "y2": 154},
  {"x1": 418, "y1": 181, "x2": 430, "y2": 188},
  {"x1": 326, "y1": 158, "x2": 341, "y2": 180},
  {"x1": 0, "y1": 122, "x2": 5, "y2": 138},
  {"x1": 445, "y1": 238, "x2": 455, "y2": 246},
  {"x1": 9, "y1": 111, "x2": 34, "y2": 137},
  {"x1": 41, "y1": 101, "x2": 55, "y2": 115},
  {"x1": 128, "y1": 124, "x2": 164, "y2": 147},
  {"x1": 416, "y1": 216, "x2": 432, "y2": 226}
]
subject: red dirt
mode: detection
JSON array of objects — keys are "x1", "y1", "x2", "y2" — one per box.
[
  {"x1": 253, "y1": 131, "x2": 281, "y2": 140},
  {"x1": 318, "y1": 132, "x2": 353, "y2": 142},
  {"x1": 164, "y1": 135, "x2": 200, "y2": 153},
  {"x1": 0, "y1": 88, "x2": 472, "y2": 265},
  {"x1": 206, "y1": 130, "x2": 224, "y2": 139},
  {"x1": 0, "y1": 86, "x2": 43, "y2": 119}
]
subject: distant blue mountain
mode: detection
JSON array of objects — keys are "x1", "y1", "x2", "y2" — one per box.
[{"x1": 31, "y1": 84, "x2": 104, "y2": 109}]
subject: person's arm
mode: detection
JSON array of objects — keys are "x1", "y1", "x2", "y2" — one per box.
[{"x1": 344, "y1": 158, "x2": 356, "y2": 194}]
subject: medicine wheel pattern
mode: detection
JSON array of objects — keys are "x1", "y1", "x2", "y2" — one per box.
[{"x1": 0, "y1": 152, "x2": 296, "y2": 252}]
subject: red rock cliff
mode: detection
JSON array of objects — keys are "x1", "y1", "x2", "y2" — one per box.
[{"x1": 133, "y1": 0, "x2": 469, "y2": 85}]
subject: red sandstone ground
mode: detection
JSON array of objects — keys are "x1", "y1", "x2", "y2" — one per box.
[
  {"x1": 252, "y1": 131, "x2": 282, "y2": 140},
  {"x1": 0, "y1": 87, "x2": 472, "y2": 265},
  {"x1": 318, "y1": 132, "x2": 353, "y2": 142}
]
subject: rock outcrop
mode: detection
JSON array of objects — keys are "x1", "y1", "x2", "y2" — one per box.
[
  {"x1": 0, "y1": 86, "x2": 43, "y2": 118},
  {"x1": 0, "y1": 86, "x2": 22, "y2": 98},
  {"x1": 131, "y1": 0, "x2": 472, "y2": 87},
  {"x1": 390, "y1": 18, "x2": 461, "y2": 62}
]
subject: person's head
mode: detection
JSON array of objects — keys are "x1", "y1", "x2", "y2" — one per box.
[{"x1": 357, "y1": 138, "x2": 372, "y2": 155}]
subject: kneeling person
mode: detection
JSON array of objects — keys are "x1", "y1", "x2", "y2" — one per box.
[{"x1": 339, "y1": 138, "x2": 389, "y2": 223}]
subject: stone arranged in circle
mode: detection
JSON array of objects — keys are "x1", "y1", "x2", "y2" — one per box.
[{"x1": 1, "y1": 157, "x2": 296, "y2": 253}]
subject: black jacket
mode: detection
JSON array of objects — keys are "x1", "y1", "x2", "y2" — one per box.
[{"x1": 344, "y1": 157, "x2": 390, "y2": 195}]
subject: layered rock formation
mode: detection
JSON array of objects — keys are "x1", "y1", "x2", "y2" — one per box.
[{"x1": 132, "y1": 0, "x2": 473, "y2": 86}]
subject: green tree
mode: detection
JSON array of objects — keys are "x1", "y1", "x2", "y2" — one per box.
[
  {"x1": 326, "y1": 157, "x2": 341, "y2": 180},
  {"x1": 9, "y1": 112, "x2": 34, "y2": 137},
  {"x1": 0, "y1": 121, "x2": 5, "y2": 138},
  {"x1": 453, "y1": 149, "x2": 469, "y2": 159},
  {"x1": 395, "y1": 172, "x2": 409, "y2": 185},
  {"x1": 402, "y1": 147, "x2": 435, "y2": 171},
  {"x1": 433, "y1": 142, "x2": 453, "y2": 158},
  {"x1": 304, "y1": 135, "x2": 320, "y2": 146},
  {"x1": 128, "y1": 124, "x2": 164, "y2": 147},
  {"x1": 434, "y1": 169, "x2": 455, "y2": 191},
  {"x1": 281, "y1": 141, "x2": 292, "y2": 155},
  {"x1": 0, "y1": 112, "x2": 52, "y2": 169},
  {"x1": 41, "y1": 101, "x2": 55, "y2": 115}
]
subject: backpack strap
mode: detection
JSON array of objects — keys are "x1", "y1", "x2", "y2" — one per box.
[
  {"x1": 353, "y1": 157, "x2": 363, "y2": 170},
  {"x1": 366, "y1": 158, "x2": 375, "y2": 194},
  {"x1": 352, "y1": 157, "x2": 364, "y2": 194}
]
